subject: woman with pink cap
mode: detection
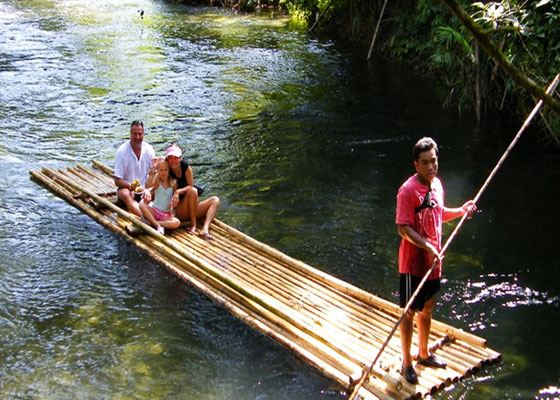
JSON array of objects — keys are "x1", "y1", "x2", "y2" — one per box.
[{"x1": 165, "y1": 143, "x2": 220, "y2": 240}]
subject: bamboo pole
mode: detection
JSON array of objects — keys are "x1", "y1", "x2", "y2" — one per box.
[
  {"x1": 76, "y1": 164, "x2": 114, "y2": 186},
  {"x1": 173, "y1": 230, "x2": 408, "y2": 365},
  {"x1": 171, "y1": 232, "x2": 405, "y2": 392},
  {"x1": 308, "y1": 1, "x2": 331, "y2": 33},
  {"x1": 92, "y1": 160, "x2": 114, "y2": 176},
  {"x1": 67, "y1": 166, "x2": 108, "y2": 193},
  {"x1": 367, "y1": 0, "x2": 388, "y2": 61}
]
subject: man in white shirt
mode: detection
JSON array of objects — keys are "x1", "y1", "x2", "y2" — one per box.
[{"x1": 114, "y1": 120, "x2": 155, "y2": 217}]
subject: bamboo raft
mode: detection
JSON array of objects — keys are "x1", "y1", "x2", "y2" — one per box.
[{"x1": 30, "y1": 161, "x2": 501, "y2": 400}]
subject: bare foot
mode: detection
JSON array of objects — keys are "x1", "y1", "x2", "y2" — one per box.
[
  {"x1": 198, "y1": 231, "x2": 213, "y2": 241},
  {"x1": 187, "y1": 226, "x2": 197, "y2": 235}
]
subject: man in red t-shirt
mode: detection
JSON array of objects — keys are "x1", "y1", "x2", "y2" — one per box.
[{"x1": 396, "y1": 137, "x2": 476, "y2": 384}]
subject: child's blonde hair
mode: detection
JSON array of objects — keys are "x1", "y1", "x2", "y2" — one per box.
[
  {"x1": 156, "y1": 158, "x2": 168, "y2": 168},
  {"x1": 156, "y1": 158, "x2": 176, "y2": 187}
]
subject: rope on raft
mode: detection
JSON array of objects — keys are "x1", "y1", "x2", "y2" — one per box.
[{"x1": 348, "y1": 71, "x2": 560, "y2": 400}]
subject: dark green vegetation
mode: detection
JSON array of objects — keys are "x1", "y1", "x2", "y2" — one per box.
[{"x1": 184, "y1": 0, "x2": 560, "y2": 140}]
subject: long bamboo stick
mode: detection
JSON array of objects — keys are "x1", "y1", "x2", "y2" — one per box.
[
  {"x1": 211, "y1": 218, "x2": 487, "y2": 348},
  {"x1": 76, "y1": 164, "x2": 114, "y2": 187},
  {"x1": 171, "y1": 233, "x2": 405, "y2": 391},
  {"x1": 92, "y1": 159, "x2": 114, "y2": 176},
  {"x1": 367, "y1": 0, "x2": 388, "y2": 60},
  {"x1": 73, "y1": 166, "x2": 115, "y2": 196},
  {"x1": 67, "y1": 166, "x2": 108, "y2": 193}
]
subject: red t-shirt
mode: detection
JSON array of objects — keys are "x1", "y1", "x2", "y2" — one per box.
[{"x1": 396, "y1": 174, "x2": 444, "y2": 279}]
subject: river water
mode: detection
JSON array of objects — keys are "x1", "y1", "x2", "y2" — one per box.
[{"x1": 1, "y1": 1, "x2": 559, "y2": 399}]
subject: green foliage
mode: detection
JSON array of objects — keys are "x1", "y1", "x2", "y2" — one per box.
[
  {"x1": 472, "y1": 1, "x2": 527, "y2": 30},
  {"x1": 432, "y1": 26, "x2": 473, "y2": 61}
]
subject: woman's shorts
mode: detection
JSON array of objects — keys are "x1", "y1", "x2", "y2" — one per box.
[
  {"x1": 399, "y1": 274, "x2": 440, "y2": 311},
  {"x1": 153, "y1": 206, "x2": 172, "y2": 221}
]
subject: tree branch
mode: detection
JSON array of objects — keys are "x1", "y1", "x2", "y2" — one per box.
[
  {"x1": 440, "y1": 0, "x2": 560, "y2": 114},
  {"x1": 485, "y1": 26, "x2": 521, "y2": 35}
]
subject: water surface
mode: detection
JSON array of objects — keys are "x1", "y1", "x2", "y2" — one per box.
[{"x1": 1, "y1": 1, "x2": 559, "y2": 399}]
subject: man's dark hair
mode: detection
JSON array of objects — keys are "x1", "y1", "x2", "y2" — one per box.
[
  {"x1": 413, "y1": 137, "x2": 438, "y2": 161},
  {"x1": 130, "y1": 120, "x2": 144, "y2": 128}
]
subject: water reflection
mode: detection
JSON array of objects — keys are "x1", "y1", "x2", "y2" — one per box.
[{"x1": 466, "y1": 273, "x2": 559, "y2": 308}]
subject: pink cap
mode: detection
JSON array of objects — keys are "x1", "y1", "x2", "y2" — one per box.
[{"x1": 166, "y1": 145, "x2": 182, "y2": 158}]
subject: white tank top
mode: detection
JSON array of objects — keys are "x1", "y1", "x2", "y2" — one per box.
[{"x1": 153, "y1": 185, "x2": 173, "y2": 212}]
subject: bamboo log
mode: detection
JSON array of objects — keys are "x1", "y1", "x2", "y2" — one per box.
[
  {"x1": 173, "y1": 231, "x2": 408, "y2": 368},
  {"x1": 445, "y1": 343, "x2": 486, "y2": 368},
  {"x1": 212, "y1": 218, "x2": 488, "y2": 348},
  {"x1": 92, "y1": 159, "x2": 114, "y2": 176},
  {"x1": 367, "y1": 0, "x2": 388, "y2": 60},
  {"x1": 171, "y1": 232, "x2": 405, "y2": 391},
  {"x1": 67, "y1": 166, "x2": 108, "y2": 193},
  {"x1": 76, "y1": 164, "x2": 114, "y2": 187}
]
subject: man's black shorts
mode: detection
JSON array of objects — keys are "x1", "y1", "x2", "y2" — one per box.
[{"x1": 399, "y1": 274, "x2": 440, "y2": 311}]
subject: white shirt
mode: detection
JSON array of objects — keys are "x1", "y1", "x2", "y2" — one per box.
[{"x1": 114, "y1": 140, "x2": 155, "y2": 187}]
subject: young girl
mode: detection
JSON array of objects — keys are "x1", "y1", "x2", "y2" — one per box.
[{"x1": 139, "y1": 159, "x2": 180, "y2": 234}]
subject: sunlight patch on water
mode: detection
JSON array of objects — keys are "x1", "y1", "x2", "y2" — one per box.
[
  {"x1": 538, "y1": 386, "x2": 560, "y2": 399},
  {"x1": 464, "y1": 273, "x2": 560, "y2": 308},
  {"x1": 442, "y1": 271, "x2": 560, "y2": 334}
]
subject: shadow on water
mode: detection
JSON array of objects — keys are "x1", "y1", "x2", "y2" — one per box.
[{"x1": 1, "y1": 0, "x2": 560, "y2": 399}]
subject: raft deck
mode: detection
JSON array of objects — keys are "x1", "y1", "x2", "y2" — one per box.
[{"x1": 30, "y1": 162, "x2": 501, "y2": 400}]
